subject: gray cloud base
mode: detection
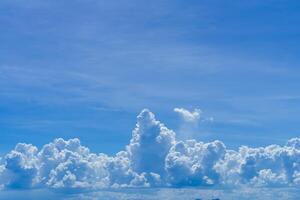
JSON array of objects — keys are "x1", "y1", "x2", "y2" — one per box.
[{"x1": 0, "y1": 109, "x2": 299, "y2": 190}]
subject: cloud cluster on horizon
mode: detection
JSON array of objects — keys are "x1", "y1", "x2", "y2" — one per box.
[{"x1": 0, "y1": 109, "x2": 299, "y2": 191}]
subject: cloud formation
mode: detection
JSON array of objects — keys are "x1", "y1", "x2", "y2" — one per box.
[
  {"x1": 0, "y1": 109, "x2": 299, "y2": 191},
  {"x1": 174, "y1": 108, "x2": 201, "y2": 122}
]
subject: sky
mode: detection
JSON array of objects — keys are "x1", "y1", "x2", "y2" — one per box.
[
  {"x1": 1, "y1": 0, "x2": 300, "y2": 195},
  {"x1": 1, "y1": 0, "x2": 300, "y2": 156}
]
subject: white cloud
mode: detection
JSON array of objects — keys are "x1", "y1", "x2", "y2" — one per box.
[
  {"x1": 0, "y1": 143, "x2": 39, "y2": 189},
  {"x1": 0, "y1": 109, "x2": 299, "y2": 191},
  {"x1": 127, "y1": 109, "x2": 175, "y2": 176},
  {"x1": 165, "y1": 139, "x2": 226, "y2": 186},
  {"x1": 174, "y1": 108, "x2": 201, "y2": 122}
]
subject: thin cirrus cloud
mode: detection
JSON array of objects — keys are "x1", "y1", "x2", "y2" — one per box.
[{"x1": 0, "y1": 109, "x2": 299, "y2": 191}]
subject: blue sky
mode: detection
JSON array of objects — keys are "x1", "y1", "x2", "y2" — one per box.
[{"x1": 1, "y1": 0, "x2": 300, "y2": 155}]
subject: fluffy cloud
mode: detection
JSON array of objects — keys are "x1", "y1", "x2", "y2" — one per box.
[
  {"x1": 1, "y1": 143, "x2": 39, "y2": 189},
  {"x1": 174, "y1": 108, "x2": 201, "y2": 122},
  {"x1": 0, "y1": 109, "x2": 299, "y2": 191},
  {"x1": 165, "y1": 140, "x2": 226, "y2": 186},
  {"x1": 127, "y1": 109, "x2": 175, "y2": 175}
]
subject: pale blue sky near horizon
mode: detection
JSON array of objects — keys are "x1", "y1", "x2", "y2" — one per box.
[{"x1": 1, "y1": 0, "x2": 300, "y2": 155}]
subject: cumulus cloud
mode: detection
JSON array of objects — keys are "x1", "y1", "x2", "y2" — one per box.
[
  {"x1": 127, "y1": 109, "x2": 175, "y2": 175},
  {"x1": 174, "y1": 108, "x2": 201, "y2": 122},
  {"x1": 165, "y1": 139, "x2": 226, "y2": 186},
  {"x1": 173, "y1": 107, "x2": 213, "y2": 139},
  {"x1": 0, "y1": 109, "x2": 299, "y2": 191}
]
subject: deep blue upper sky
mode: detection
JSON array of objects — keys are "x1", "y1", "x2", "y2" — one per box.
[{"x1": 1, "y1": 0, "x2": 300, "y2": 155}]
